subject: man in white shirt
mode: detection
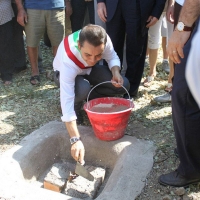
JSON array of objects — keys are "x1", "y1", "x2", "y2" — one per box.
[{"x1": 53, "y1": 24, "x2": 129, "y2": 163}]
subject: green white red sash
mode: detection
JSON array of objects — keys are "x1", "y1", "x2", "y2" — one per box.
[{"x1": 64, "y1": 30, "x2": 91, "y2": 69}]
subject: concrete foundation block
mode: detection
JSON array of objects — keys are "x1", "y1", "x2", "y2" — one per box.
[
  {"x1": 44, "y1": 161, "x2": 74, "y2": 192},
  {"x1": 64, "y1": 165, "x2": 106, "y2": 199},
  {"x1": 0, "y1": 121, "x2": 156, "y2": 200}
]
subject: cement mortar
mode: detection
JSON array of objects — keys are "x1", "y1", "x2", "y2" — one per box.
[{"x1": 0, "y1": 121, "x2": 155, "y2": 200}]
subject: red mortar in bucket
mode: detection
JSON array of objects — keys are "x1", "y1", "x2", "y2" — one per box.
[{"x1": 83, "y1": 81, "x2": 134, "y2": 141}]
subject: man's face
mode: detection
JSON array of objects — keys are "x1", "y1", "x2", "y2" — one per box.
[{"x1": 78, "y1": 41, "x2": 105, "y2": 66}]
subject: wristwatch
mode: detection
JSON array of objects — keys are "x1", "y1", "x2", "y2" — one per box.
[
  {"x1": 70, "y1": 137, "x2": 81, "y2": 145},
  {"x1": 176, "y1": 22, "x2": 193, "y2": 32}
]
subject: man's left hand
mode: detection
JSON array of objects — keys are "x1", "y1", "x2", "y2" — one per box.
[
  {"x1": 111, "y1": 66, "x2": 123, "y2": 88},
  {"x1": 146, "y1": 16, "x2": 158, "y2": 28},
  {"x1": 167, "y1": 30, "x2": 191, "y2": 64}
]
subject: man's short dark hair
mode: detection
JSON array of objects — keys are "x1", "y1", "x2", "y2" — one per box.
[{"x1": 79, "y1": 24, "x2": 107, "y2": 47}]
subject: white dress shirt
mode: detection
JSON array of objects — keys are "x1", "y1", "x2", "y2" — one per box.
[{"x1": 53, "y1": 30, "x2": 120, "y2": 122}]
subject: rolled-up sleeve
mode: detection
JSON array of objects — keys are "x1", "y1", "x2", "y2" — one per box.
[
  {"x1": 53, "y1": 41, "x2": 80, "y2": 122},
  {"x1": 60, "y1": 64, "x2": 79, "y2": 122},
  {"x1": 102, "y1": 35, "x2": 121, "y2": 70}
]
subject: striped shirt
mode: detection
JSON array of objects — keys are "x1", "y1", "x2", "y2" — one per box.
[
  {"x1": 0, "y1": 0, "x2": 14, "y2": 25},
  {"x1": 53, "y1": 30, "x2": 120, "y2": 122}
]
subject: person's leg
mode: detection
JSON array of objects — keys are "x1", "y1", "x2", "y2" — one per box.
[
  {"x1": 38, "y1": 45, "x2": 44, "y2": 74},
  {"x1": 87, "y1": 1, "x2": 95, "y2": 24},
  {"x1": 70, "y1": 0, "x2": 86, "y2": 32},
  {"x1": 172, "y1": 23, "x2": 200, "y2": 179},
  {"x1": 162, "y1": 37, "x2": 168, "y2": 59},
  {"x1": 27, "y1": 47, "x2": 39, "y2": 75},
  {"x1": 84, "y1": 65, "x2": 130, "y2": 100},
  {"x1": 123, "y1": 0, "x2": 147, "y2": 96},
  {"x1": 144, "y1": 13, "x2": 163, "y2": 87},
  {"x1": 0, "y1": 21, "x2": 14, "y2": 84},
  {"x1": 12, "y1": 3, "x2": 27, "y2": 73},
  {"x1": 161, "y1": 13, "x2": 170, "y2": 73},
  {"x1": 54, "y1": 71, "x2": 90, "y2": 124},
  {"x1": 43, "y1": 28, "x2": 51, "y2": 47},
  {"x1": 106, "y1": 0, "x2": 125, "y2": 66},
  {"x1": 159, "y1": 17, "x2": 200, "y2": 187},
  {"x1": 147, "y1": 49, "x2": 158, "y2": 76},
  {"x1": 47, "y1": 9, "x2": 65, "y2": 57},
  {"x1": 25, "y1": 9, "x2": 46, "y2": 84},
  {"x1": 154, "y1": 13, "x2": 174, "y2": 103},
  {"x1": 74, "y1": 75, "x2": 91, "y2": 124}
]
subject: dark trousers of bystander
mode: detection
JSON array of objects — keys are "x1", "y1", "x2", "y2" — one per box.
[
  {"x1": 172, "y1": 13, "x2": 200, "y2": 178},
  {"x1": 12, "y1": 3, "x2": 27, "y2": 73},
  {"x1": 106, "y1": 0, "x2": 148, "y2": 97},
  {"x1": 0, "y1": 20, "x2": 14, "y2": 82},
  {"x1": 70, "y1": 0, "x2": 95, "y2": 33}
]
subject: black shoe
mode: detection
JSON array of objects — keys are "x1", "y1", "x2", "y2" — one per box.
[
  {"x1": 74, "y1": 102, "x2": 84, "y2": 125},
  {"x1": 158, "y1": 170, "x2": 200, "y2": 187}
]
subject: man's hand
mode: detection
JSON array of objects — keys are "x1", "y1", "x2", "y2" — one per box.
[
  {"x1": 167, "y1": 30, "x2": 191, "y2": 64},
  {"x1": 166, "y1": 2, "x2": 175, "y2": 23},
  {"x1": 146, "y1": 16, "x2": 158, "y2": 28},
  {"x1": 65, "y1": 121, "x2": 85, "y2": 162},
  {"x1": 17, "y1": 8, "x2": 27, "y2": 26},
  {"x1": 97, "y1": 2, "x2": 107, "y2": 23},
  {"x1": 111, "y1": 66, "x2": 123, "y2": 87},
  {"x1": 65, "y1": 2, "x2": 72, "y2": 18},
  {"x1": 71, "y1": 140, "x2": 85, "y2": 164}
]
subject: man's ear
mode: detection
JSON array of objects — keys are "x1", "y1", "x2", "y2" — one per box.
[{"x1": 78, "y1": 41, "x2": 81, "y2": 49}]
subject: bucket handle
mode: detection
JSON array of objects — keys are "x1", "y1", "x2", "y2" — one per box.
[{"x1": 86, "y1": 81, "x2": 131, "y2": 109}]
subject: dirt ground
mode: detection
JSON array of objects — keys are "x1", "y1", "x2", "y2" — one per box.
[{"x1": 1, "y1": 22, "x2": 200, "y2": 199}]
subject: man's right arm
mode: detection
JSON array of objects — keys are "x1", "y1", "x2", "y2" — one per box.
[
  {"x1": 54, "y1": 43, "x2": 85, "y2": 163},
  {"x1": 15, "y1": 0, "x2": 27, "y2": 26},
  {"x1": 167, "y1": 0, "x2": 200, "y2": 64},
  {"x1": 97, "y1": 0, "x2": 107, "y2": 22},
  {"x1": 65, "y1": 121, "x2": 85, "y2": 164}
]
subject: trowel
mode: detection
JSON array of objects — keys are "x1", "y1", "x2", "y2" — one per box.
[{"x1": 75, "y1": 162, "x2": 94, "y2": 181}]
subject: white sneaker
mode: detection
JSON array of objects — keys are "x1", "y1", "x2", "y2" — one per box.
[
  {"x1": 162, "y1": 61, "x2": 170, "y2": 73},
  {"x1": 154, "y1": 92, "x2": 171, "y2": 103}
]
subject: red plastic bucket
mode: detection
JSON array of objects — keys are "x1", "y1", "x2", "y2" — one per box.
[{"x1": 83, "y1": 81, "x2": 134, "y2": 141}]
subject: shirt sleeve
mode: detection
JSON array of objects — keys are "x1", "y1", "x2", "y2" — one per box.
[
  {"x1": 102, "y1": 34, "x2": 121, "y2": 70},
  {"x1": 53, "y1": 41, "x2": 80, "y2": 122},
  {"x1": 60, "y1": 64, "x2": 79, "y2": 122}
]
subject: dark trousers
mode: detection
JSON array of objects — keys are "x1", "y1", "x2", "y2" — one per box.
[
  {"x1": 54, "y1": 65, "x2": 130, "y2": 104},
  {"x1": 172, "y1": 18, "x2": 200, "y2": 179},
  {"x1": 70, "y1": 0, "x2": 95, "y2": 32},
  {"x1": 0, "y1": 21, "x2": 14, "y2": 81},
  {"x1": 12, "y1": 3, "x2": 27, "y2": 71},
  {"x1": 106, "y1": 0, "x2": 148, "y2": 97}
]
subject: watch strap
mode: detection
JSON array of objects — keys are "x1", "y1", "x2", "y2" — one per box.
[
  {"x1": 183, "y1": 26, "x2": 193, "y2": 31},
  {"x1": 70, "y1": 137, "x2": 81, "y2": 145}
]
